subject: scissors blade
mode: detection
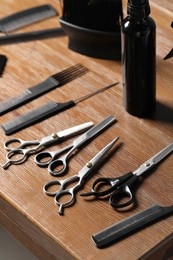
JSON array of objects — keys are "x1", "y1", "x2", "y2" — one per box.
[
  {"x1": 74, "y1": 115, "x2": 116, "y2": 147},
  {"x1": 134, "y1": 143, "x2": 173, "y2": 176},
  {"x1": 40, "y1": 121, "x2": 94, "y2": 146},
  {"x1": 57, "y1": 122, "x2": 94, "y2": 138},
  {"x1": 79, "y1": 137, "x2": 119, "y2": 179},
  {"x1": 90, "y1": 137, "x2": 119, "y2": 167}
]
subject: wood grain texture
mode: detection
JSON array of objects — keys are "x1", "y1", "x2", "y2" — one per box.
[
  {"x1": 0, "y1": 0, "x2": 172, "y2": 259},
  {"x1": 150, "y1": 0, "x2": 173, "y2": 13}
]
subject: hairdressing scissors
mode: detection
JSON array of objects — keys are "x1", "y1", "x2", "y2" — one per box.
[
  {"x1": 81, "y1": 143, "x2": 173, "y2": 208},
  {"x1": 44, "y1": 136, "x2": 119, "y2": 215},
  {"x1": 34, "y1": 115, "x2": 116, "y2": 176},
  {"x1": 2, "y1": 121, "x2": 94, "y2": 169}
]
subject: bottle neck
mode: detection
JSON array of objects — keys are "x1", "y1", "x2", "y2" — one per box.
[{"x1": 127, "y1": 1, "x2": 150, "y2": 19}]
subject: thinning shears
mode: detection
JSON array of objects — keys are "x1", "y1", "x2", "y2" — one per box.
[
  {"x1": 34, "y1": 115, "x2": 116, "y2": 176},
  {"x1": 2, "y1": 121, "x2": 94, "y2": 169},
  {"x1": 81, "y1": 143, "x2": 173, "y2": 208},
  {"x1": 44, "y1": 137, "x2": 119, "y2": 215}
]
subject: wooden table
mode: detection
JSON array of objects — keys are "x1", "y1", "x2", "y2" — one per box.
[{"x1": 0, "y1": 0, "x2": 172, "y2": 259}]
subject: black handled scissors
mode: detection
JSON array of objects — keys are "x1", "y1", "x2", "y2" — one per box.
[
  {"x1": 81, "y1": 143, "x2": 173, "y2": 208},
  {"x1": 44, "y1": 137, "x2": 119, "y2": 215},
  {"x1": 34, "y1": 115, "x2": 116, "y2": 176},
  {"x1": 2, "y1": 121, "x2": 94, "y2": 169}
]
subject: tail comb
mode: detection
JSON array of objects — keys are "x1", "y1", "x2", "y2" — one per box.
[{"x1": 0, "y1": 64, "x2": 88, "y2": 116}]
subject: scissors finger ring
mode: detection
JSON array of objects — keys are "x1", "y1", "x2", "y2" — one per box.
[
  {"x1": 4, "y1": 138, "x2": 23, "y2": 151},
  {"x1": 48, "y1": 156, "x2": 68, "y2": 176},
  {"x1": 43, "y1": 180, "x2": 61, "y2": 196},
  {"x1": 109, "y1": 185, "x2": 134, "y2": 208},
  {"x1": 2, "y1": 149, "x2": 28, "y2": 169},
  {"x1": 54, "y1": 189, "x2": 75, "y2": 215},
  {"x1": 35, "y1": 151, "x2": 56, "y2": 167}
]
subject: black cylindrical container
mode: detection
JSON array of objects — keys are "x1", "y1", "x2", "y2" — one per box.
[{"x1": 121, "y1": 0, "x2": 156, "y2": 117}]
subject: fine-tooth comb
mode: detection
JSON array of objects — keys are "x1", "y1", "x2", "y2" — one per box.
[
  {"x1": 92, "y1": 204, "x2": 173, "y2": 248},
  {"x1": 0, "y1": 64, "x2": 88, "y2": 115},
  {"x1": 0, "y1": 4, "x2": 58, "y2": 33}
]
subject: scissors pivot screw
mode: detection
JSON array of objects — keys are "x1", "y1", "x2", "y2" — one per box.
[
  {"x1": 145, "y1": 162, "x2": 151, "y2": 167},
  {"x1": 86, "y1": 162, "x2": 93, "y2": 168},
  {"x1": 51, "y1": 133, "x2": 58, "y2": 139}
]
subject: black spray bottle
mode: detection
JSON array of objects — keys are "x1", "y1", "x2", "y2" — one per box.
[{"x1": 121, "y1": 0, "x2": 156, "y2": 117}]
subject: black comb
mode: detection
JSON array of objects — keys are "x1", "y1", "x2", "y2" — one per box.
[
  {"x1": 0, "y1": 4, "x2": 58, "y2": 33},
  {"x1": 92, "y1": 204, "x2": 173, "y2": 248},
  {"x1": 1, "y1": 82, "x2": 119, "y2": 135},
  {"x1": 0, "y1": 27, "x2": 65, "y2": 45},
  {"x1": 0, "y1": 64, "x2": 88, "y2": 115}
]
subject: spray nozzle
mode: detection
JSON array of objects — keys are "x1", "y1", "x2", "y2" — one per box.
[{"x1": 127, "y1": 0, "x2": 150, "y2": 18}]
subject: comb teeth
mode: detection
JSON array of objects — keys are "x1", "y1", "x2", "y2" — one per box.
[
  {"x1": 1, "y1": 101, "x2": 58, "y2": 135},
  {"x1": 0, "y1": 64, "x2": 88, "y2": 116},
  {"x1": 0, "y1": 4, "x2": 58, "y2": 33},
  {"x1": 52, "y1": 64, "x2": 89, "y2": 85}
]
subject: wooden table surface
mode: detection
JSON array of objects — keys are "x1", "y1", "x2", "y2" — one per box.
[{"x1": 0, "y1": 0, "x2": 172, "y2": 259}]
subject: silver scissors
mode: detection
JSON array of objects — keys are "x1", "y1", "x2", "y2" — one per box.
[
  {"x1": 44, "y1": 136, "x2": 119, "y2": 215},
  {"x1": 81, "y1": 143, "x2": 173, "y2": 208},
  {"x1": 35, "y1": 115, "x2": 116, "y2": 176},
  {"x1": 2, "y1": 121, "x2": 94, "y2": 169}
]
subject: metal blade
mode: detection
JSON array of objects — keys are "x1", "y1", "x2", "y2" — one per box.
[
  {"x1": 90, "y1": 137, "x2": 119, "y2": 166},
  {"x1": 57, "y1": 122, "x2": 94, "y2": 138},
  {"x1": 134, "y1": 143, "x2": 173, "y2": 176},
  {"x1": 73, "y1": 115, "x2": 116, "y2": 148},
  {"x1": 79, "y1": 137, "x2": 119, "y2": 179},
  {"x1": 85, "y1": 115, "x2": 116, "y2": 138}
]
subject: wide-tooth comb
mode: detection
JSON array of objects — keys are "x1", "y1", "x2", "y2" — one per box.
[
  {"x1": 0, "y1": 4, "x2": 58, "y2": 33},
  {"x1": 0, "y1": 64, "x2": 88, "y2": 115}
]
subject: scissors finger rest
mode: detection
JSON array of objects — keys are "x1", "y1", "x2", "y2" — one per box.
[
  {"x1": 2, "y1": 148, "x2": 30, "y2": 169},
  {"x1": 54, "y1": 189, "x2": 75, "y2": 215},
  {"x1": 44, "y1": 177, "x2": 78, "y2": 214}
]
